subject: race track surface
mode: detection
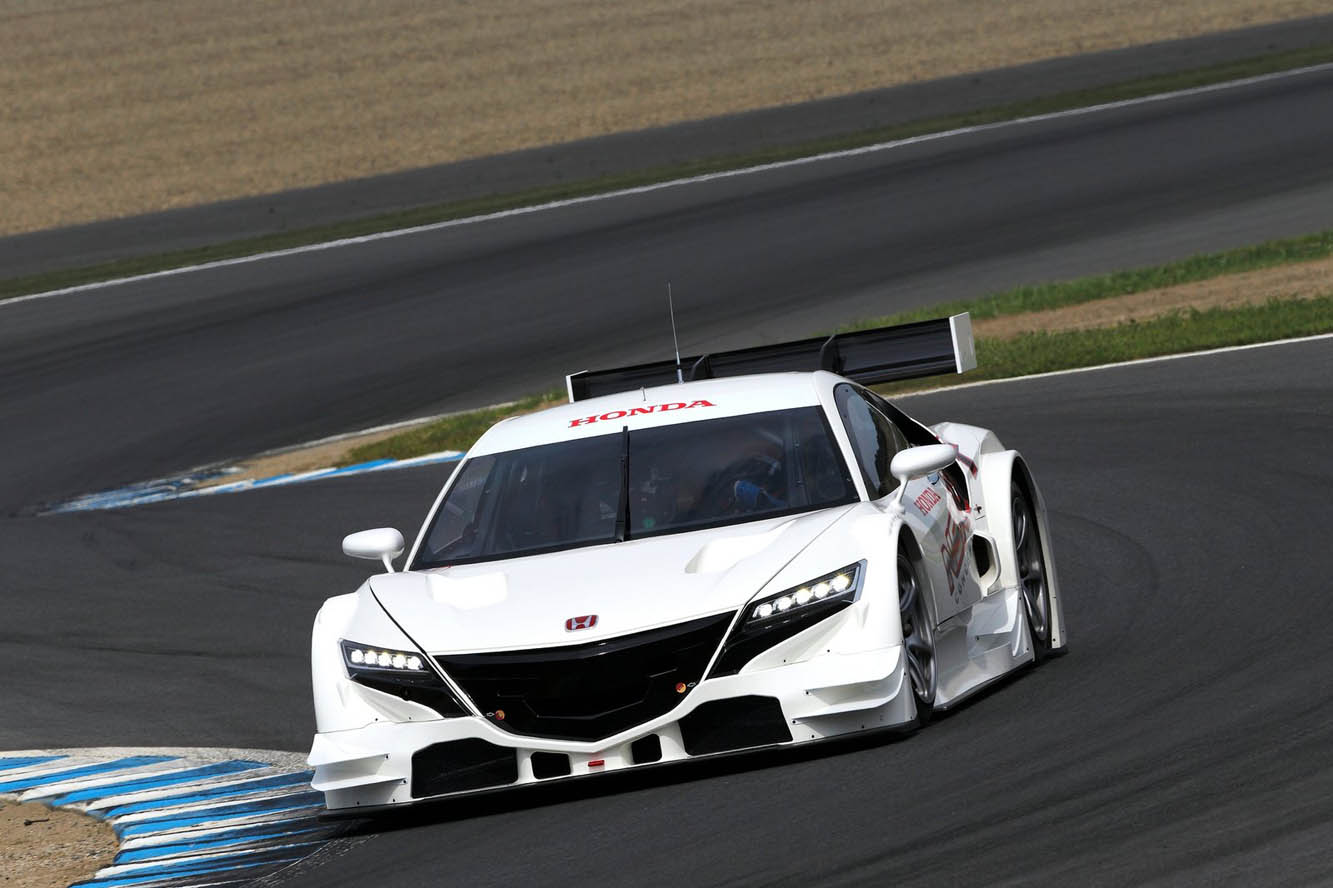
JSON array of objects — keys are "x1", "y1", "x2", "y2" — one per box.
[
  {"x1": 3, "y1": 66, "x2": 1333, "y2": 513},
  {"x1": 6, "y1": 12, "x2": 1333, "y2": 278},
  {"x1": 5, "y1": 339, "x2": 1331, "y2": 886},
  {"x1": 3, "y1": 62, "x2": 1333, "y2": 887},
  {"x1": 278, "y1": 339, "x2": 1333, "y2": 888}
]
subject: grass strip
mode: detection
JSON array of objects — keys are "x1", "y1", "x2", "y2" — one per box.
[
  {"x1": 879, "y1": 296, "x2": 1333, "y2": 398},
  {"x1": 5, "y1": 42, "x2": 1333, "y2": 304},
  {"x1": 842, "y1": 228, "x2": 1333, "y2": 331},
  {"x1": 343, "y1": 392, "x2": 565, "y2": 465},
  {"x1": 339, "y1": 294, "x2": 1333, "y2": 465}
]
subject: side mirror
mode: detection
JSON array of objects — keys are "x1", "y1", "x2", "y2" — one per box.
[
  {"x1": 342, "y1": 527, "x2": 405, "y2": 573},
  {"x1": 888, "y1": 444, "x2": 958, "y2": 509}
]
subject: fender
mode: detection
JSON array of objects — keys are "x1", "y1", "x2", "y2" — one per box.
[
  {"x1": 311, "y1": 586, "x2": 452, "y2": 733},
  {"x1": 886, "y1": 509, "x2": 941, "y2": 638},
  {"x1": 974, "y1": 450, "x2": 1067, "y2": 651}
]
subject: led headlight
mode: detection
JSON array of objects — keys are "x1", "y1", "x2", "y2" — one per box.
[
  {"x1": 746, "y1": 563, "x2": 862, "y2": 626},
  {"x1": 339, "y1": 639, "x2": 467, "y2": 718},
  {"x1": 710, "y1": 561, "x2": 865, "y2": 678},
  {"x1": 341, "y1": 641, "x2": 426, "y2": 672}
]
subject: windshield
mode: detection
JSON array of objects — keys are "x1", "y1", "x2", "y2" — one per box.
[{"x1": 413, "y1": 407, "x2": 857, "y2": 567}]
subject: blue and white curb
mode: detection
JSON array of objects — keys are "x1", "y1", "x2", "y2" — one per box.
[
  {"x1": 1, "y1": 747, "x2": 339, "y2": 887},
  {"x1": 48, "y1": 450, "x2": 463, "y2": 514}
]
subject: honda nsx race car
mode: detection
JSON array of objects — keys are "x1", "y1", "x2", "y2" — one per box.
[{"x1": 309, "y1": 313, "x2": 1066, "y2": 810}]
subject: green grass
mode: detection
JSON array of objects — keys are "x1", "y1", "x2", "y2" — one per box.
[
  {"x1": 842, "y1": 228, "x2": 1333, "y2": 331},
  {"x1": 887, "y1": 296, "x2": 1333, "y2": 396},
  {"x1": 5, "y1": 42, "x2": 1333, "y2": 304},
  {"x1": 343, "y1": 391, "x2": 565, "y2": 465}
]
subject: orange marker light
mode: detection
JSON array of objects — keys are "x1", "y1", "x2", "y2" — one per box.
[
  {"x1": 675, "y1": 682, "x2": 687, "y2": 694},
  {"x1": 494, "y1": 709, "x2": 506, "y2": 721}
]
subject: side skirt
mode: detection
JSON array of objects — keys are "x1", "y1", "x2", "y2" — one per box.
[{"x1": 931, "y1": 586, "x2": 1035, "y2": 711}]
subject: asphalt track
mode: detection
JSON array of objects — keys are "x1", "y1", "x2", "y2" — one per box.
[
  {"x1": 2, "y1": 64, "x2": 1333, "y2": 886},
  {"x1": 6, "y1": 339, "x2": 1332, "y2": 886},
  {"x1": 6, "y1": 12, "x2": 1333, "y2": 277},
  {"x1": 3, "y1": 66, "x2": 1333, "y2": 514}
]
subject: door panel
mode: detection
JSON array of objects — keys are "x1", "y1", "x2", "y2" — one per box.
[{"x1": 904, "y1": 471, "x2": 981, "y2": 624}]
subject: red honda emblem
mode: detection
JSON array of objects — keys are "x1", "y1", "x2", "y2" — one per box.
[{"x1": 565, "y1": 614, "x2": 598, "y2": 631}]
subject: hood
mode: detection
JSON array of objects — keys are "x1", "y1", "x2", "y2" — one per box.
[{"x1": 371, "y1": 506, "x2": 854, "y2": 654}]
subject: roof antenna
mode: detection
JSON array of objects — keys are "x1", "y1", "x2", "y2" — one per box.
[{"x1": 668, "y1": 283, "x2": 684, "y2": 384}]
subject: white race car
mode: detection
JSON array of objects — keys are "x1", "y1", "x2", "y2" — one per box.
[{"x1": 309, "y1": 314, "x2": 1066, "y2": 811}]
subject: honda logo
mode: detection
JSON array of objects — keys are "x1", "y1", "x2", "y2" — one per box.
[{"x1": 565, "y1": 614, "x2": 598, "y2": 631}]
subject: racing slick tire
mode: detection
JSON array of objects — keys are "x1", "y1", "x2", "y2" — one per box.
[
  {"x1": 898, "y1": 545, "x2": 937, "y2": 726},
  {"x1": 1011, "y1": 479, "x2": 1052, "y2": 662}
]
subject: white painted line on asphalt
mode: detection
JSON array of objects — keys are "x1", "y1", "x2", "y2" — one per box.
[
  {"x1": 110, "y1": 792, "x2": 318, "y2": 825},
  {"x1": 118, "y1": 808, "x2": 323, "y2": 847},
  {"x1": 899, "y1": 332, "x2": 1333, "y2": 399},
  {"x1": 17, "y1": 761, "x2": 224, "y2": 801},
  {"x1": 6, "y1": 61, "x2": 1333, "y2": 309},
  {"x1": 80, "y1": 769, "x2": 288, "y2": 811}
]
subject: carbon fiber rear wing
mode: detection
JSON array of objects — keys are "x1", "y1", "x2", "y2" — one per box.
[{"x1": 566, "y1": 313, "x2": 975, "y2": 402}]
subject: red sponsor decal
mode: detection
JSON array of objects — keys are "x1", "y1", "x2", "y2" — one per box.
[
  {"x1": 913, "y1": 487, "x2": 941, "y2": 513},
  {"x1": 565, "y1": 614, "x2": 598, "y2": 631},
  {"x1": 940, "y1": 513, "x2": 971, "y2": 603},
  {"x1": 937, "y1": 438, "x2": 978, "y2": 476},
  {"x1": 569, "y1": 399, "x2": 715, "y2": 428}
]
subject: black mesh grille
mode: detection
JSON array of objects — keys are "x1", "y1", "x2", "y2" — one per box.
[
  {"x1": 436, "y1": 612, "x2": 733, "y2": 742},
  {"x1": 411, "y1": 739, "x2": 517, "y2": 798}
]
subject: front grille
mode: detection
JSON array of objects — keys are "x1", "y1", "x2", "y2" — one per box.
[
  {"x1": 435, "y1": 612, "x2": 733, "y2": 742},
  {"x1": 411, "y1": 739, "x2": 517, "y2": 798}
]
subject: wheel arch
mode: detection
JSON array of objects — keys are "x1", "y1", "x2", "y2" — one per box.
[
  {"x1": 976, "y1": 450, "x2": 1068, "y2": 652},
  {"x1": 888, "y1": 515, "x2": 941, "y2": 633}
]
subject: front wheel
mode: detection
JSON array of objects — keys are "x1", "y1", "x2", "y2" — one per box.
[
  {"x1": 1011, "y1": 481, "x2": 1052, "y2": 661},
  {"x1": 898, "y1": 548, "x2": 937, "y2": 725}
]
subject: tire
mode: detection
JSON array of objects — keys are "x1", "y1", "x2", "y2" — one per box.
[
  {"x1": 897, "y1": 546, "x2": 937, "y2": 725},
  {"x1": 1011, "y1": 480, "x2": 1052, "y2": 662}
]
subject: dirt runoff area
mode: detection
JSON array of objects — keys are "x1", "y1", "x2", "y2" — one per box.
[
  {"x1": 0, "y1": 801, "x2": 116, "y2": 888},
  {"x1": 1, "y1": 1, "x2": 1327, "y2": 236},
  {"x1": 976, "y1": 256, "x2": 1333, "y2": 340}
]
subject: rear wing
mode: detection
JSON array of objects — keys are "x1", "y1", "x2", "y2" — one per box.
[{"x1": 566, "y1": 313, "x2": 975, "y2": 402}]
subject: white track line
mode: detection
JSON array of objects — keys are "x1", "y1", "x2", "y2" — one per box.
[
  {"x1": 6, "y1": 61, "x2": 1333, "y2": 310},
  {"x1": 898, "y1": 332, "x2": 1333, "y2": 399}
]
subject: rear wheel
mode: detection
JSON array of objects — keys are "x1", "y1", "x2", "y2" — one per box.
[
  {"x1": 1011, "y1": 481, "x2": 1051, "y2": 661},
  {"x1": 898, "y1": 548, "x2": 936, "y2": 724}
]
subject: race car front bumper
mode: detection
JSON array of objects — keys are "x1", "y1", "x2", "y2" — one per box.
[{"x1": 310, "y1": 641, "x2": 913, "y2": 810}]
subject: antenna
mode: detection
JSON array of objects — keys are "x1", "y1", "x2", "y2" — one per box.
[{"x1": 667, "y1": 283, "x2": 683, "y2": 383}]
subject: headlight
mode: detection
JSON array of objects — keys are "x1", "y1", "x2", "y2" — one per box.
[
  {"x1": 709, "y1": 562, "x2": 865, "y2": 678},
  {"x1": 746, "y1": 563, "x2": 862, "y2": 626},
  {"x1": 341, "y1": 641, "x2": 427, "y2": 672},
  {"x1": 339, "y1": 639, "x2": 468, "y2": 718}
]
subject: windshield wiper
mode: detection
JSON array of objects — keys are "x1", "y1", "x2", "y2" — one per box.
[{"x1": 615, "y1": 425, "x2": 629, "y2": 542}]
